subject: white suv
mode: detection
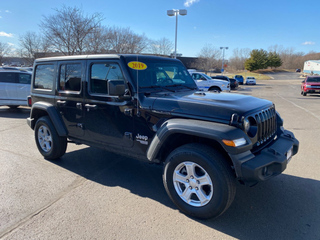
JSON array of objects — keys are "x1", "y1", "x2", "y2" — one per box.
[
  {"x1": 190, "y1": 72, "x2": 230, "y2": 92},
  {"x1": 0, "y1": 68, "x2": 32, "y2": 108}
]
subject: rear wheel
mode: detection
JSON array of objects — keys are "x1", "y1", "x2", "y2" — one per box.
[
  {"x1": 163, "y1": 143, "x2": 236, "y2": 219},
  {"x1": 34, "y1": 116, "x2": 67, "y2": 160}
]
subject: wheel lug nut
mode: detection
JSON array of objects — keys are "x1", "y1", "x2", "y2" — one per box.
[
  {"x1": 189, "y1": 186, "x2": 192, "y2": 189},
  {"x1": 186, "y1": 179, "x2": 189, "y2": 183},
  {"x1": 191, "y1": 176, "x2": 194, "y2": 179},
  {"x1": 195, "y1": 187, "x2": 198, "y2": 190}
]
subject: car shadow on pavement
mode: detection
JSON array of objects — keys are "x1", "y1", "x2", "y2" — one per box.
[
  {"x1": 0, "y1": 107, "x2": 30, "y2": 119},
  {"x1": 54, "y1": 147, "x2": 319, "y2": 239}
]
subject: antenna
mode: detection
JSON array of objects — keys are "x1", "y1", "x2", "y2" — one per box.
[{"x1": 136, "y1": 55, "x2": 140, "y2": 116}]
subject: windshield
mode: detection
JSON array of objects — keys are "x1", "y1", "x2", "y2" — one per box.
[
  {"x1": 307, "y1": 77, "x2": 320, "y2": 83},
  {"x1": 125, "y1": 57, "x2": 197, "y2": 91},
  {"x1": 202, "y1": 73, "x2": 212, "y2": 80}
]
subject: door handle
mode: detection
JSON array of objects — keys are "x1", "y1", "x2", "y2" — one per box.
[
  {"x1": 85, "y1": 104, "x2": 97, "y2": 111},
  {"x1": 57, "y1": 100, "x2": 66, "y2": 106}
]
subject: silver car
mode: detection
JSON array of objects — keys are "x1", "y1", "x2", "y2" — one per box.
[
  {"x1": 245, "y1": 76, "x2": 256, "y2": 85},
  {"x1": 0, "y1": 68, "x2": 32, "y2": 108}
]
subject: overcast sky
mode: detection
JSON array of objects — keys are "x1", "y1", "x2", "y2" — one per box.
[{"x1": 1, "y1": 0, "x2": 319, "y2": 58}]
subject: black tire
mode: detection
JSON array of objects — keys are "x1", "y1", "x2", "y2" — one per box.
[
  {"x1": 34, "y1": 116, "x2": 67, "y2": 160},
  {"x1": 209, "y1": 87, "x2": 221, "y2": 92},
  {"x1": 163, "y1": 143, "x2": 236, "y2": 219}
]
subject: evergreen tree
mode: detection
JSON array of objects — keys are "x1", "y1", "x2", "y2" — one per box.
[{"x1": 245, "y1": 49, "x2": 269, "y2": 71}]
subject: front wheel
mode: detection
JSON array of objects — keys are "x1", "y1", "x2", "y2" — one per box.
[
  {"x1": 209, "y1": 87, "x2": 221, "y2": 92},
  {"x1": 34, "y1": 116, "x2": 67, "y2": 160},
  {"x1": 163, "y1": 143, "x2": 236, "y2": 219}
]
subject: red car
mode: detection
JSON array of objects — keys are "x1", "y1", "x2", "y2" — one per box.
[{"x1": 301, "y1": 76, "x2": 320, "y2": 96}]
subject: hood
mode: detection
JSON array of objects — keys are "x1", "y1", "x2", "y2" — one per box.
[{"x1": 141, "y1": 91, "x2": 272, "y2": 123}]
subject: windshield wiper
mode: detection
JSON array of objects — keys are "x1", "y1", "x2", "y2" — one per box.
[
  {"x1": 139, "y1": 85, "x2": 175, "y2": 92},
  {"x1": 164, "y1": 84, "x2": 197, "y2": 90},
  {"x1": 139, "y1": 85, "x2": 161, "y2": 89}
]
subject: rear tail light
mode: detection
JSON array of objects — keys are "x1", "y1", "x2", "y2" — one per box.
[{"x1": 27, "y1": 96, "x2": 32, "y2": 107}]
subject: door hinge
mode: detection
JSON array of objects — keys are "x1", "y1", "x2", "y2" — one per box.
[
  {"x1": 124, "y1": 132, "x2": 133, "y2": 140},
  {"x1": 124, "y1": 108, "x2": 133, "y2": 116}
]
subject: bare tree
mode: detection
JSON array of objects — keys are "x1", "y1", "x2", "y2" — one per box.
[
  {"x1": 83, "y1": 26, "x2": 111, "y2": 54},
  {"x1": 149, "y1": 37, "x2": 173, "y2": 56},
  {"x1": 107, "y1": 26, "x2": 148, "y2": 54},
  {"x1": 19, "y1": 31, "x2": 50, "y2": 63},
  {"x1": 196, "y1": 44, "x2": 222, "y2": 73},
  {"x1": 228, "y1": 48, "x2": 251, "y2": 71},
  {"x1": 0, "y1": 41, "x2": 11, "y2": 65},
  {"x1": 40, "y1": 6, "x2": 104, "y2": 55}
]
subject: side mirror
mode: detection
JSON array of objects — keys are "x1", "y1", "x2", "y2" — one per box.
[{"x1": 108, "y1": 79, "x2": 126, "y2": 96}]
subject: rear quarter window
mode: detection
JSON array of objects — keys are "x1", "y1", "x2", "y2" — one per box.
[
  {"x1": 34, "y1": 64, "x2": 55, "y2": 90},
  {"x1": 18, "y1": 73, "x2": 31, "y2": 84}
]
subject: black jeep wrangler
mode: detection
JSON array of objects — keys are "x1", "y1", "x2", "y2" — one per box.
[{"x1": 27, "y1": 54, "x2": 299, "y2": 219}]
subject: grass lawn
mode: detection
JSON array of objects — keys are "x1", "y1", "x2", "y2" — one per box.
[{"x1": 226, "y1": 71, "x2": 272, "y2": 80}]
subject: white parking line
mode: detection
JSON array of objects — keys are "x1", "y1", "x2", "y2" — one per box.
[{"x1": 278, "y1": 94, "x2": 320, "y2": 121}]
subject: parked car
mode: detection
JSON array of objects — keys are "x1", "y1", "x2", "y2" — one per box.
[
  {"x1": 245, "y1": 76, "x2": 256, "y2": 85},
  {"x1": 27, "y1": 54, "x2": 299, "y2": 219},
  {"x1": 229, "y1": 78, "x2": 239, "y2": 90},
  {"x1": 190, "y1": 72, "x2": 230, "y2": 92},
  {"x1": 211, "y1": 75, "x2": 230, "y2": 82},
  {"x1": 301, "y1": 76, "x2": 320, "y2": 96},
  {"x1": 0, "y1": 68, "x2": 32, "y2": 108},
  {"x1": 234, "y1": 75, "x2": 244, "y2": 85},
  {"x1": 296, "y1": 69, "x2": 301, "y2": 73}
]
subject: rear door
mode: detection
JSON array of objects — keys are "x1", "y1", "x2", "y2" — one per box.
[
  {"x1": 55, "y1": 61, "x2": 85, "y2": 138},
  {"x1": 0, "y1": 72, "x2": 17, "y2": 103}
]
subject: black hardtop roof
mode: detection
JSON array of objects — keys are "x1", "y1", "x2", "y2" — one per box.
[{"x1": 34, "y1": 54, "x2": 180, "y2": 63}]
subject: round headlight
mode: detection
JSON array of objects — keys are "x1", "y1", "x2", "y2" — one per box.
[
  {"x1": 243, "y1": 117, "x2": 257, "y2": 138},
  {"x1": 243, "y1": 118, "x2": 250, "y2": 133}
]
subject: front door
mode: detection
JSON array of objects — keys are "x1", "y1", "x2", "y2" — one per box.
[{"x1": 82, "y1": 61, "x2": 134, "y2": 148}]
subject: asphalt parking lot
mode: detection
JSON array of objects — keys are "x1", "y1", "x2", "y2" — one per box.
[{"x1": 1, "y1": 72, "x2": 319, "y2": 240}]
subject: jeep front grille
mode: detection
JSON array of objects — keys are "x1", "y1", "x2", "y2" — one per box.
[{"x1": 254, "y1": 106, "x2": 277, "y2": 147}]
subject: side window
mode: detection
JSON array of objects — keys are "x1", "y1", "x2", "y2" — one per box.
[
  {"x1": 18, "y1": 73, "x2": 31, "y2": 84},
  {"x1": 59, "y1": 63, "x2": 81, "y2": 92},
  {"x1": 34, "y1": 64, "x2": 54, "y2": 90},
  {"x1": 0, "y1": 72, "x2": 16, "y2": 83},
  {"x1": 90, "y1": 63, "x2": 124, "y2": 95},
  {"x1": 193, "y1": 74, "x2": 202, "y2": 80}
]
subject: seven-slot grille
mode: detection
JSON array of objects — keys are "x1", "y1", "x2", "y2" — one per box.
[{"x1": 255, "y1": 106, "x2": 277, "y2": 147}]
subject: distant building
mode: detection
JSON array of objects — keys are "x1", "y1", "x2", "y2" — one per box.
[
  {"x1": 176, "y1": 57, "x2": 198, "y2": 69},
  {"x1": 303, "y1": 60, "x2": 320, "y2": 74}
]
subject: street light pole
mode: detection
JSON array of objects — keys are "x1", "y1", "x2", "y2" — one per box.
[
  {"x1": 167, "y1": 9, "x2": 187, "y2": 59},
  {"x1": 220, "y1": 47, "x2": 228, "y2": 75}
]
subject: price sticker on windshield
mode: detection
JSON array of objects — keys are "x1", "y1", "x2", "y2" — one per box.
[{"x1": 128, "y1": 61, "x2": 147, "y2": 70}]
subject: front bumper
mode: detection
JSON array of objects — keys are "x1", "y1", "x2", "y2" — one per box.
[{"x1": 234, "y1": 130, "x2": 299, "y2": 186}]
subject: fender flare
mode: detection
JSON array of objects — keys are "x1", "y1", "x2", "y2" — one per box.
[
  {"x1": 147, "y1": 118, "x2": 252, "y2": 162},
  {"x1": 28, "y1": 101, "x2": 68, "y2": 137}
]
